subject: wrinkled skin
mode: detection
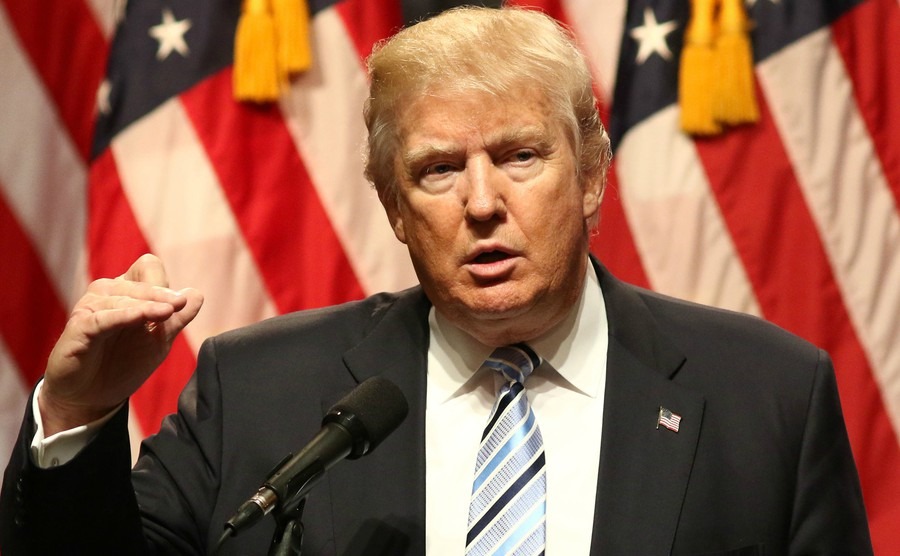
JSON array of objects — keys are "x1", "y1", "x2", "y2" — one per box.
[{"x1": 382, "y1": 87, "x2": 602, "y2": 347}]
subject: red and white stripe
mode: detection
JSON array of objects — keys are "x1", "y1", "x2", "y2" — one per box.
[{"x1": 0, "y1": 0, "x2": 110, "y2": 465}]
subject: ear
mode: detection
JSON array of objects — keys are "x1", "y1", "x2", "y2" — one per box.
[
  {"x1": 380, "y1": 191, "x2": 408, "y2": 244},
  {"x1": 582, "y1": 173, "x2": 605, "y2": 220}
]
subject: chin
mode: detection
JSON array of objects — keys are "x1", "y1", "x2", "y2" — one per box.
[{"x1": 459, "y1": 290, "x2": 534, "y2": 321}]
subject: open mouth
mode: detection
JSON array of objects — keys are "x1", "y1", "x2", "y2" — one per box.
[{"x1": 473, "y1": 250, "x2": 512, "y2": 264}]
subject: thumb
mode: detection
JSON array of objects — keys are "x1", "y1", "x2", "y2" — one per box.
[{"x1": 122, "y1": 254, "x2": 168, "y2": 287}]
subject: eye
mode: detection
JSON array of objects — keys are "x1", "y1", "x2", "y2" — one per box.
[
  {"x1": 416, "y1": 161, "x2": 459, "y2": 192},
  {"x1": 423, "y1": 162, "x2": 455, "y2": 176},
  {"x1": 505, "y1": 149, "x2": 538, "y2": 165},
  {"x1": 513, "y1": 150, "x2": 535, "y2": 162},
  {"x1": 499, "y1": 147, "x2": 544, "y2": 181}
]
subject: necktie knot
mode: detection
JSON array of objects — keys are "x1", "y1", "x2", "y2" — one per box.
[{"x1": 482, "y1": 343, "x2": 542, "y2": 385}]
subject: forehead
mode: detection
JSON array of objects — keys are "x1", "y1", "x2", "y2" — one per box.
[{"x1": 396, "y1": 86, "x2": 563, "y2": 150}]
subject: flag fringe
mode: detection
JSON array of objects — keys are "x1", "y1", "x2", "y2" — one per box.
[
  {"x1": 713, "y1": 0, "x2": 759, "y2": 124},
  {"x1": 234, "y1": 0, "x2": 280, "y2": 102},
  {"x1": 233, "y1": 0, "x2": 312, "y2": 103},
  {"x1": 680, "y1": 0, "x2": 721, "y2": 135},
  {"x1": 273, "y1": 0, "x2": 312, "y2": 75},
  {"x1": 679, "y1": 0, "x2": 759, "y2": 134}
]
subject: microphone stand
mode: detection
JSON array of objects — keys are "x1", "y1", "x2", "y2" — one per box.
[
  {"x1": 268, "y1": 498, "x2": 306, "y2": 556},
  {"x1": 266, "y1": 457, "x2": 326, "y2": 556}
]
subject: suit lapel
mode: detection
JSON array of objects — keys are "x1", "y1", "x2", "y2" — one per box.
[
  {"x1": 325, "y1": 288, "x2": 431, "y2": 555},
  {"x1": 591, "y1": 263, "x2": 705, "y2": 554}
]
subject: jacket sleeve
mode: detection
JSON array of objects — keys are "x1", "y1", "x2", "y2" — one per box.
[
  {"x1": 788, "y1": 349, "x2": 872, "y2": 554},
  {"x1": 0, "y1": 338, "x2": 226, "y2": 556},
  {"x1": 0, "y1": 397, "x2": 148, "y2": 556}
]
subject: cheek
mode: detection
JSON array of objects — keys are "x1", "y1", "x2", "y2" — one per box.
[
  {"x1": 527, "y1": 192, "x2": 585, "y2": 257},
  {"x1": 534, "y1": 185, "x2": 583, "y2": 223},
  {"x1": 402, "y1": 204, "x2": 460, "y2": 255}
]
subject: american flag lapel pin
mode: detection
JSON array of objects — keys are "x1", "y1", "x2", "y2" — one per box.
[{"x1": 657, "y1": 406, "x2": 682, "y2": 433}]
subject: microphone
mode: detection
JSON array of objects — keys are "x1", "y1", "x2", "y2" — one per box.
[{"x1": 224, "y1": 376, "x2": 409, "y2": 536}]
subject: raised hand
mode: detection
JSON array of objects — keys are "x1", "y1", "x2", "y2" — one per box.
[{"x1": 38, "y1": 254, "x2": 204, "y2": 436}]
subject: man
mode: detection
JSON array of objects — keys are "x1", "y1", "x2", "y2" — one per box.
[{"x1": 0, "y1": 6, "x2": 871, "y2": 555}]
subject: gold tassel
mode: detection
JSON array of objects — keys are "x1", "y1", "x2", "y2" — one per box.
[
  {"x1": 679, "y1": 0, "x2": 721, "y2": 135},
  {"x1": 272, "y1": 0, "x2": 312, "y2": 77},
  {"x1": 713, "y1": 0, "x2": 759, "y2": 125},
  {"x1": 234, "y1": 0, "x2": 280, "y2": 102}
]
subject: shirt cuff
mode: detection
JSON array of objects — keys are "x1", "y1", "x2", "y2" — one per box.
[{"x1": 30, "y1": 379, "x2": 124, "y2": 469}]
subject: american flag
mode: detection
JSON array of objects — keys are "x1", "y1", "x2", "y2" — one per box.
[
  {"x1": 657, "y1": 406, "x2": 682, "y2": 433},
  {"x1": 1, "y1": 0, "x2": 897, "y2": 551}
]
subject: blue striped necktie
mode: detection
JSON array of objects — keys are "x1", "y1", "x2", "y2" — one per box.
[{"x1": 466, "y1": 344, "x2": 546, "y2": 556}]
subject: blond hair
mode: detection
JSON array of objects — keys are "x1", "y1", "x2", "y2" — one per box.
[{"x1": 363, "y1": 6, "x2": 611, "y2": 206}]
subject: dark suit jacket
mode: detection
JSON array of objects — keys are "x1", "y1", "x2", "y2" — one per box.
[{"x1": 0, "y1": 263, "x2": 872, "y2": 555}]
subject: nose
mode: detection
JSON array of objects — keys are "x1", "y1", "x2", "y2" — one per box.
[{"x1": 462, "y1": 157, "x2": 506, "y2": 222}]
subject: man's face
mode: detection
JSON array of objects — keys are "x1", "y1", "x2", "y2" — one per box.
[{"x1": 383, "y1": 86, "x2": 602, "y2": 345}]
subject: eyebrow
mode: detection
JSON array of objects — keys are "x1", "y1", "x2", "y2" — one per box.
[
  {"x1": 489, "y1": 125, "x2": 557, "y2": 153},
  {"x1": 401, "y1": 144, "x2": 460, "y2": 175},
  {"x1": 401, "y1": 124, "x2": 557, "y2": 172}
]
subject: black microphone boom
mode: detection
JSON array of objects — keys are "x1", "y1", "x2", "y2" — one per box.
[{"x1": 224, "y1": 376, "x2": 409, "y2": 536}]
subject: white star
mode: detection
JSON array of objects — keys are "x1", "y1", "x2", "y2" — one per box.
[
  {"x1": 629, "y1": 8, "x2": 679, "y2": 64},
  {"x1": 96, "y1": 79, "x2": 112, "y2": 115},
  {"x1": 149, "y1": 8, "x2": 192, "y2": 61}
]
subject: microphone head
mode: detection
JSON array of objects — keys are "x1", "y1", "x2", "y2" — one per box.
[{"x1": 323, "y1": 376, "x2": 409, "y2": 459}]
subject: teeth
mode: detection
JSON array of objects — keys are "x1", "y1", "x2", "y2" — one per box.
[{"x1": 475, "y1": 251, "x2": 509, "y2": 263}]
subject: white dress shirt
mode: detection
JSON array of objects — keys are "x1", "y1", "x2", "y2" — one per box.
[
  {"x1": 30, "y1": 380, "x2": 120, "y2": 467},
  {"x1": 425, "y1": 261, "x2": 608, "y2": 554}
]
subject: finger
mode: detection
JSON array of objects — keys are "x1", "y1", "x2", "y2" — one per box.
[
  {"x1": 69, "y1": 287, "x2": 199, "y2": 342},
  {"x1": 87, "y1": 279, "x2": 187, "y2": 308},
  {"x1": 71, "y1": 301, "x2": 178, "y2": 338},
  {"x1": 121, "y1": 253, "x2": 169, "y2": 288},
  {"x1": 156, "y1": 288, "x2": 204, "y2": 338}
]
